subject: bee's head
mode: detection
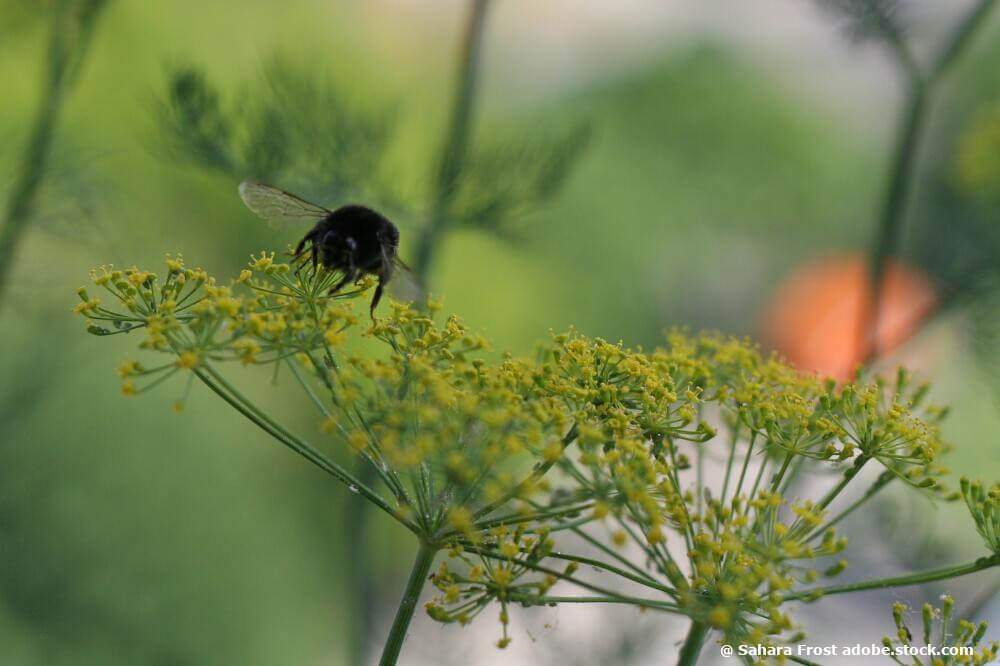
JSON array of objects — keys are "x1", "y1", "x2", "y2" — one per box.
[{"x1": 319, "y1": 230, "x2": 357, "y2": 266}]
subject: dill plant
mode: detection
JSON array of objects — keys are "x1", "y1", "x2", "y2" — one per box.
[
  {"x1": 75, "y1": 253, "x2": 1000, "y2": 664},
  {"x1": 74, "y1": 253, "x2": 580, "y2": 665},
  {"x1": 882, "y1": 595, "x2": 998, "y2": 665},
  {"x1": 154, "y1": 32, "x2": 588, "y2": 662},
  {"x1": 60, "y1": 0, "x2": 1000, "y2": 663},
  {"x1": 425, "y1": 331, "x2": 1000, "y2": 663}
]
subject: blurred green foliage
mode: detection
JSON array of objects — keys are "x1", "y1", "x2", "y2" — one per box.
[
  {"x1": 903, "y1": 29, "x2": 1000, "y2": 413},
  {"x1": 954, "y1": 98, "x2": 1000, "y2": 199},
  {"x1": 3, "y1": 2, "x2": 1000, "y2": 664},
  {"x1": 817, "y1": 0, "x2": 908, "y2": 45},
  {"x1": 153, "y1": 56, "x2": 590, "y2": 268},
  {"x1": 0, "y1": 0, "x2": 110, "y2": 306},
  {"x1": 157, "y1": 60, "x2": 398, "y2": 205}
]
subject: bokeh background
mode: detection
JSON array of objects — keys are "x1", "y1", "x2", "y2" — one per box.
[{"x1": 3, "y1": 1, "x2": 1000, "y2": 664}]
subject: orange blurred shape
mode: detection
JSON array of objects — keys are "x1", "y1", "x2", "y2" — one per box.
[{"x1": 763, "y1": 254, "x2": 938, "y2": 380}]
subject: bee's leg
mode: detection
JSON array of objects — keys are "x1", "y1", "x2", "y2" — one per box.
[
  {"x1": 370, "y1": 279, "x2": 386, "y2": 319},
  {"x1": 290, "y1": 249, "x2": 306, "y2": 276},
  {"x1": 293, "y1": 232, "x2": 313, "y2": 276},
  {"x1": 328, "y1": 269, "x2": 357, "y2": 296},
  {"x1": 294, "y1": 232, "x2": 311, "y2": 258}
]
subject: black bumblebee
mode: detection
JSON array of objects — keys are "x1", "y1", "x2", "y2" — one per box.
[{"x1": 238, "y1": 181, "x2": 410, "y2": 317}]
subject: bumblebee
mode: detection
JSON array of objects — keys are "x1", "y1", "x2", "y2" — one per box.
[{"x1": 238, "y1": 181, "x2": 409, "y2": 317}]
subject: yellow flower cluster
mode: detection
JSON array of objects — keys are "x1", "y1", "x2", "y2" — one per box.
[
  {"x1": 427, "y1": 331, "x2": 959, "y2": 650},
  {"x1": 425, "y1": 527, "x2": 565, "y2": 649},
  {"x1": 76, "y1": 252, "x2": 578, "y2": 542},
  {"x1": 327, "y1": 304, "x2": 574, "y2": 534},
  {"x1": 76, "y1": 253, "x2": 363, "y2": 396},
  {"x1": 76, "y1": 251, "x2": 987, "y2": 656},
  {"x1": 962, "y1": 477, "x2": 1000, "y2": 557},
  {"x1": 884, "y1": 596, "x2": 997, "y2": 665}
]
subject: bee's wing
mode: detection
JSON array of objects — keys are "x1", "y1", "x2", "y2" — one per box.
[
  {"x1": 238, "y1": 181, "x2": 331, "y2": 226},
  {"x1": 394, "y1": 256, "x2": 414, "y2": 274},
  {"x1": 387, "y1": 255, "x2": 423, "y2": 302}
]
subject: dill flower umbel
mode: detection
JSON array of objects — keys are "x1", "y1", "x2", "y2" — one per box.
[
  {"x1": 76, "y1": 252, "x2": 577, "y2": 542},
  {"x1": 424, "y1": 331, "x2": 979, "y2": 653},
  {"x1": 76, "y1": 251, "x2": 1000, "y2": 664}
]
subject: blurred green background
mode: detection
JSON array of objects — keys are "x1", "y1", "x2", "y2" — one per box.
[{"x1": 3, "y1": 1, "x2": 1000, "y2": 664}]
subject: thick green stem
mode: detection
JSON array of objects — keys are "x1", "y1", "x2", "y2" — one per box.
[
  {"x1": 0, "y1": 0, "x2": 109, "y2": 308},
  {"x1": 677, "y1": 620, "x2": 710, "y2": 666},
  {"x1": 0, "y1": 85, "x2": 60, "y2": 302},
  {"x1": 784, "y1": 554, "x2": 1000, "y2": 601},
  {"x1": 378, "y1": 542, "x2": 438, "y2": 666},
  {"x1": 932, "y1": 0, "x2": 998, "y2": 80},
  {"x1": 866, "y1": 78, "x2": 927, "y2": 361},
  {"x1": 865, "y1": 0, "x2": 998, "y2": 362},
  {"x1": 411, "y1": 0, "x2": 491, "y2": 283}
]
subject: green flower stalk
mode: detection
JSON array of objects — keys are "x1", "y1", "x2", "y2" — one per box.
[
  {"x1": 75, "y1": 251, "x2": 1000, "y2": 665},
  {"x1": 883, "y1": 596, "x2": 998, "y2": 665}
]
